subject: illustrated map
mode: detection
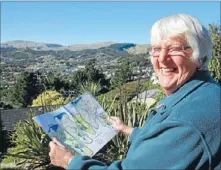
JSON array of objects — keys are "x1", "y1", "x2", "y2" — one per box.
[{"x1": 33, "y1": 93, "x2": 117, "y2": 156}]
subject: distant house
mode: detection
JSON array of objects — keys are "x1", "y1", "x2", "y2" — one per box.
[
  {"x1": 133, "y1": 89, "x2": 159, "y2": 99},
  {"x1": 131, "y1": 89, "x2": 159, "y2": 108},
  {"x1": 77, "y1": 65, "x2": 86, "y2": 69}
]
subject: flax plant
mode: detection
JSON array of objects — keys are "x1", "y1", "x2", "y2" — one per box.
[{"x1": 2, "y1": 111, "x2": 51, "y2": 169}]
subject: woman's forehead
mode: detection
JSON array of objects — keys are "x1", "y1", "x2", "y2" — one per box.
[{"x1": 152, "y1": 35, "x2": 187, "y2": 46}]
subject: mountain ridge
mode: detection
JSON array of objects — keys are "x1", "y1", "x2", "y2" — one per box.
[
  {"x1": 1, "y1": 40, "x2": 115, "y2": 51},
  {"x1": 1, "y1": 40, "x2": 149, "y2": 54}
]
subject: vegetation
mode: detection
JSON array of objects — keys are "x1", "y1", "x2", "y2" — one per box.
[
  {"x1": 31, "y1": 90, "x2": 65, "y2": 107},
  {"x1": 40, "y1": 72, "x2": 69, "y2": 92},
  {"x1": 1, "y1": 111, "x2": 51, "y2": 169},
  {"x1": 98, "y1": 79, "x2": 160, "y2": 107},
  {"x1": 0, "y1": 115, "x2": 4, "y2": 154},
  {"x1": 1, "y1": 58, "x2": 110, "y2": 109},
  {"x1": 4, "y1": 72, "x2": 40, "y2": 108},
  {"x1": 208, "y1": 24, "x2": 221, "y2": 85},
  {"x1": 69, "y1": 59, "x2": 109, "y2": 93},
  {"x1": 111, "y1": 59, "x2": 132, "y2": 87},
  {"x1": 78, "y1": 82, "x2": 102, "y2": 97}
]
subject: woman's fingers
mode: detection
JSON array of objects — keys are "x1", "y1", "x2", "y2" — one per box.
[
  {"x1": 109, "y1": 116, "x2": 120, "y2": 121},
  {"x1": 108, "y1": 116, "x2": 121, "y2": 123},
  {"x1": 49, "y1": 139, "x2": 74, "y2": 168},
  {"x1": 109, "y1": 116, "x2": 118, "y2": 120},
  {"x1": 53, "y1": 138, "x2": 65, "y2": 148},
  {"x1": 49, "y1": 141, "x2": 56, "y2": 150}
]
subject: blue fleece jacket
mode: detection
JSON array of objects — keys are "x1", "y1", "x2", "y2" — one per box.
[{"x1": 67, "y1": 71, "x2": 221, "y2": 170}]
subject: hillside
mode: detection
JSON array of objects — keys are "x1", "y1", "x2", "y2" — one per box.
[
  {"x1": 1, "y1": 40, "x2": 150, "y2": 54},
  {"x1": 1, "y1": 41, "x2": 152, "y2": 87},
  {"x1": 1, "y1": 40, "x2": 115, "y2": 51}
]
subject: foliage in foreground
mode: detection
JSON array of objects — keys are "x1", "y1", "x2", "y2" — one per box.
[
  {"x1": 2, "y1": 111, "x2": 51, "y2": 169},
  {"x1": 31, "y1": 90, "x2": 65, "y2": 107},
  {"x1": 2, "y1": 81, "x2": 164, "y2": 169},
  {"x1": 208, "y1": 23, "x2": 221, "y2": 85}
]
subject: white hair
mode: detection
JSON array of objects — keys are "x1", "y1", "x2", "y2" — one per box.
[{"x1": 150, "y1": 13, "x2": 212, "y2": 70}]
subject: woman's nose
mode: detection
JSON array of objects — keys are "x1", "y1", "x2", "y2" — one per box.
[{"x1": 158, "y1": 49, "x2": 168, "y2": 63}]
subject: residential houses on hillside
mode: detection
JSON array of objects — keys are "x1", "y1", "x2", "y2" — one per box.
[{"x1": 1, "y1": 53, "x2": 156, "y2": 88}]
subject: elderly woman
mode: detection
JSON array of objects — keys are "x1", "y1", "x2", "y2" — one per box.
[{"x1": 49, "y1": 14, "x2": 220, "y2": 169}]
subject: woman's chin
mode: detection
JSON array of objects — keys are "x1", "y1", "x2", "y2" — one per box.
[
  {"x1": 159, "y1": 77, "x2": 174, "y2": 86},
  {"x1": 159, "y1": 79, "x2": 176, "y2": 92}
]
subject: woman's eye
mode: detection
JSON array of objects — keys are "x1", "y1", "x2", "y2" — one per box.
[
  {"x1": 170, "y1": 46, "x2": 182, "y2": 51},
  {"x1": 154, "y1": 48, "x2": 161, "y2": 52}
]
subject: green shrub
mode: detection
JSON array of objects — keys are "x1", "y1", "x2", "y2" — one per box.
[
  {"x1": 78, "y1": 82, "x2": 102, "y2": 96},
  {"x1": 32, "y1": 90, "x2": 65, "y2": 107},
  {"x1": 98, "y1": 79, "x2": 160, "y2": 104},
  {"x1": 2, "y1": 110, "x2": 51, "y2": 169}
]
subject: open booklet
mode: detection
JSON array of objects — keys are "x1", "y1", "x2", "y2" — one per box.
[{"x1": 33, "y1": 92, "x2": 118, "y2": 157}]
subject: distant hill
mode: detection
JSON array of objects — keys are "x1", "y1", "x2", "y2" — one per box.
[
  {"x1": 68, "y1": 42, "x2": 116, "y2": 51},
  {"x1": 1, "y1": 41, "x2": 151, "y2": 73},
  {"x1": 1, "y1": 40, "x2": 63, "y2": 50},
  {"x1": 1, "y1": 40, "x2": 115, "y2": 51},
  {"x1": 124, "y1": 44, "x2": 150, "y2": 55},
  {"x1": 1, "y1": 40, "x2": 150, "y2": 54}
]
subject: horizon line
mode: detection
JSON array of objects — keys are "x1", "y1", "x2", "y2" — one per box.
[{"x1": 1, "y1": 40, "x2": 150, "y2": 46}]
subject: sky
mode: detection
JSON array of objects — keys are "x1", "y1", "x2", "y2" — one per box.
[{"x1": 1, "y1": 1, "x2": 220, "y2": 46}]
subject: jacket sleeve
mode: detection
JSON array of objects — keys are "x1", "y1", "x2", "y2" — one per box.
[
  {"x1": 67, "y1": 121, "x2": 206, "y2": 170},
  {"x1": 129, "y1": 127, "x2": 141, "y2": 143}
]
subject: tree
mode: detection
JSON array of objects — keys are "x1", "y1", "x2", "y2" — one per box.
[
  {"x1": 32, "y1": 90, "x2": 65, "y2": 107},
  {"x1": 70, "y1": 59, "x2": 109, "y2": 93},
  {"x1": 40, "y1": 72, "x2": 67, "y2": 91},
  {"x1": 0, "y1": 87, "x2": 13, "y2": 109},
  {"x1": 70, "y1": 69, "x2": 88, "y2": 92},
  {"x1": 208, "y1": 24, "x2": 221, "y2": 85},
  {"x1": 0, "y1": 115, "x2": 4, "y2": 154},
  {"x1": 85, "y1": 59, "x2": 108, "y2": 86},
  {"x1": 6, "y1": 72, "x2": 40, "y2": 108},
  {"x1": 111, "y1": 59, "x2": 132, "y2": 87},
  {"x1": 0, "y1": 102, "x2": 13, "y2": 109}
]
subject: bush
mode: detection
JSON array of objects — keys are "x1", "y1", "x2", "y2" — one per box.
[
  {"x1": 208, "y1": 23, "x2": 221, "y2": 85},
  {"x1": 97, "y1": 79, "x2": 160, "y2": 110},
  {"x1": 2, "y1": 110, "x2": 51, "y2": 169},
  {"x1": 32, "y1": 90, "x2": 65, "y2": 107}
]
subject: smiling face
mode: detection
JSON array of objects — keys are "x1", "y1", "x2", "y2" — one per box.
[{"x1": 151, "y1": 37, "x2": 197, "y2": 96}]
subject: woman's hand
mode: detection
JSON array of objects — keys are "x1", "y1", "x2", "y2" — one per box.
[
  {"x1": 49, "y1": 138, "x2": 74, "y2": 169},
  {"x1": 108, "y1": 116, "x2": 134, "y2": 136}
]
